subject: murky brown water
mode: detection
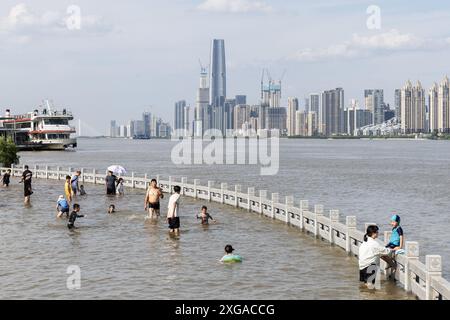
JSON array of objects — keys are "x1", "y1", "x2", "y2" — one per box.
[{"x1": 2, "y1": 137, "x2": 444, "y2": 299}]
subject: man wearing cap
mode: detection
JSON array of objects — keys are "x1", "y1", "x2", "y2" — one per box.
[{"x1": 386, "y1": 214, "x2": 404, "y2": 251}]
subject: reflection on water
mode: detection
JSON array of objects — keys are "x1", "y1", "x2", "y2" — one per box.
[{"x1": 0, "y1": 179, "x2": 414, "y2": 299}]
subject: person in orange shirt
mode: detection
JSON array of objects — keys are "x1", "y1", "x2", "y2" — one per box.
[{"x1": 64, "y1": 175, "x2": 73, "y2": 202}]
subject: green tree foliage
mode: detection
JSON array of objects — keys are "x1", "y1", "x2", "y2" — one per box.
[{"x1": 0, "y1": 137, "x2": 20, "y2": 167}]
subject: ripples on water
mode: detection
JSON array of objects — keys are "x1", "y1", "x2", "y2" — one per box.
[{"x1": 0, "y1": 178, "x2": 414, "y2": 299}]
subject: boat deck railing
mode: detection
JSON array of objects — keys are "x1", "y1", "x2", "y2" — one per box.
[{"x1": 2, "y1": 164, "x2": 450, "y2": 300}]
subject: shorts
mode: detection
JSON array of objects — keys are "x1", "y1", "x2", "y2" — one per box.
[
  {"x1": 385, "y1": 242, "x2": 398, "y2": 249},
  {"x1": 359, "y1": 264, "x2": 377, "y2": 284},
  {"x1": 168, "y1": 217, "x2": 180, "y2": 229},
  {"x1": 148, "y1": 202, "x2": 160, "y2": 210},
  {"x1": 106, "y1": 187, "x2": 116, "y2": 195},
  {"x1": 24, "y1": 182, "x2": 33, "y2": 197},
  {"x1": 59, "y1": 206, "x2": 70, "y2": 214}
]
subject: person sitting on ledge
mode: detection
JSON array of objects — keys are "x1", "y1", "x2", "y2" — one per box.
[
  {"x1": 359, "y1": 225, "x2": 393, "y2": 289},
  {"x1": 386, "y1": 214, "x2": 404, "y2": 252}
]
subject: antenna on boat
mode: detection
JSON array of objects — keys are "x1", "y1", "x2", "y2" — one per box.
[{"x1": 44, "y1": 99, "x2": 52, "y2": 114}]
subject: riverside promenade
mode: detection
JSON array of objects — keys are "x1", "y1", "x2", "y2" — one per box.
[{"x1": 2, "y1": 164, "x2": 450, "y2": 300}]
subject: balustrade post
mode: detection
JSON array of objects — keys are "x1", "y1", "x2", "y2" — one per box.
[
  {"x1": 329, "y1": 210, "x2": 340, "y2": 245},
  {"x1": 181, "y1": 177, "x2": 187, "y2": 195},
  {"x1": 405, "y1": 241, "x2": 419, "y2": 293},
  {"x1": 271, "y1": 193, "x2": 279, "y2": 219},
  {"x1": 314, "y1": 205, "x2": 324, "y2": 238},
  {"x1": 299, "y1": 200, "x2": 309, "y2": 230},
  {"x1": 234, "y1": 185, "x2": 241, "y2": 207},
  {"x1": 426, "y1": 255, "x2": 442, "y2": 300},
  {"x1": 285, "y1": 196, "x2": 294, "y2": 224},
  {"x1": 345, "y1": 216, "x2": 357, "y2": 254},
  {"x1": 259, "y1": 190, "x2": 267, "y2": 214},
  {"x1": 207, "y1": 181, "x2": 214, "y2": 202},
  {"x1": 247, "y1": 187, "x2": 255, "y2": 211}
]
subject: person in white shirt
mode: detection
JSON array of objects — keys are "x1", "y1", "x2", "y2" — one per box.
[
  {"x1": 359, "y1": 225, "x2": 393, "y2": 287},
  {"x1": 167, "y1": 185, "x2": 181, "y2": 235}
]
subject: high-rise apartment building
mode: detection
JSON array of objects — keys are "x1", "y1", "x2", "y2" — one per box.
[
  {"x1": 319, "y1": 88, "x2": 345, "y2": 136},
  {"x1": 196, "y1": 66, "x2": 210, "y2": 136},
  {"x1": 400, "y1": 80, "x2": 426, "y2": 134},
  {"x1": 365, "y1": 89, "x2": 384, "y2": 125},
  {"x1": 287, "y1": 97, "x2": 299, "y2": 136},
  {"x1": 174, "y1": 100, "x2": 186, "y2": 131},
  {"x1": 437, "y1": 76, "x2": 450, "y2": 133}
]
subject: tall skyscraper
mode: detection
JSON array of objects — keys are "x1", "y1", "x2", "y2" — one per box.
[
  {"x1": 345, "y1": 99, "x2": 372, "y2": 135},
  {"x1": 438, "y1": 76, "x2": 450, "y2": 133},
  {"x1": 394, "y1": 89, "x2": 401, "y2": 120},
  {"x1": 142, "y1": 112, "x2": 152, "y2": 138},
  {"x1": 195, "y1": 66, "x2": 210, "y2": 136},
  {"x1": 429, "y1": 82, "x2": 439, "y2": 133},
  {"x1": 224, "y1": 98, "x2": 236, "y2": 131},
  {"x1": 365, "y1": 89, "x2": 384, "y2": 125},
  {"x1": 174, "y1": 100, "x2": 186, "y2": 131},
  {"x1": 184, "y1": 105, "x2": 190, "y2": 135},
  {"x1": 307, "y1": 111, "x2": 318, "y2": 136},
  {"x1": 401, "y1": 80, "x2": 426, "y2": 134},
  {"x1": 209, "y1": 39, "x2": 226, "y2": 107},
  {"x1": 110, "y1": 120, "x2": 117, "y2": 138},
  {"x1": 266, "y1": 107, "x2": 287, "y2": 133},
  {"x1": 295, "y1": 111, "x2": 307, "y2": 136},
  {"x1": 319, "y1": 88, "x2": 345, "y2": 136},
  {"x1": 287, "y1": 97, "x2": 299, "y2": 136},
  {"x1": 309, "y1": 93, "x2": 320, "y2": 114}
]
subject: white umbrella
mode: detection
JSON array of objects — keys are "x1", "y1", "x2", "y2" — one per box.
[{"x1": 107, "y1": 165, "x2": 127, "y2": 175}]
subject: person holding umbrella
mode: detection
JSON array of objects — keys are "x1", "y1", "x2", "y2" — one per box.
[{"x1": 105, "y1": 165, "x2": 126, "y2": 195}]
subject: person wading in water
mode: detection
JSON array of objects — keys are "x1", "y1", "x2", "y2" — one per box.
[{"x1": 144, "y1": 178, "x2": 164, "y2": 218}]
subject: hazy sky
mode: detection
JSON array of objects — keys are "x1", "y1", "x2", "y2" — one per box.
[{"x1": 1, "y1": 0, "x2": 449, "y2": 135}]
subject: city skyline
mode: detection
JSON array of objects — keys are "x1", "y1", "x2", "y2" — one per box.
[{"x1": 1, "y1": 1, "x2": 450, "y2": 135}]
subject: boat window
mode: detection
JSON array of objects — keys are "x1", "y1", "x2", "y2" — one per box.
[{"x1": 44, "y1": 119, "x2": 69, "y2": 125}]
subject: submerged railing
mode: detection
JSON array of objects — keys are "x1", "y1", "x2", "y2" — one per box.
[{"x1": 2, "y1": 164, "x2": 450, "y2": 300}]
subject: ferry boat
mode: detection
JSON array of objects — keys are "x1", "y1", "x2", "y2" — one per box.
[{"x1": 1, "y1": 100, "x2": 77, "y2": 151}]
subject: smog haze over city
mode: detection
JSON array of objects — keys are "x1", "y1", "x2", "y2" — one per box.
[{"x1": 1, "y1": 0, "x2": 449, "y2": 135}]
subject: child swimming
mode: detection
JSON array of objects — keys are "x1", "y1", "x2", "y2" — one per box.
[
  {"x1": 220, "y1": 244, "x2": 242, "y2": 263},
  {"x1": 196, "y1": 205, "x2": 216, "y2": 225},
  {"x1": 79, "y1": 185, "x2": 86, "y2": 196},
  {"x1": 108, "y1": 204, "x2": 116, "y2": 214}
]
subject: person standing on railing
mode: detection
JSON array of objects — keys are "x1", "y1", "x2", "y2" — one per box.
[
  {"x1": 20, "y1": 165, "x2": 33, "y2": 204},
  {"x1": 105, "y1": 171, "x2": 117, "y2": 195},
  {"x1": 359, "y1": 225, "x2": 393, "y2": 289}
]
